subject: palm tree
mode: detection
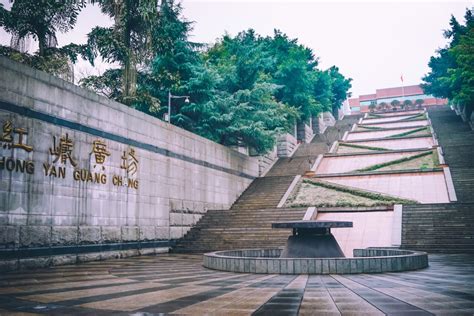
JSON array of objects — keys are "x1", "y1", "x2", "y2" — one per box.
[
  {"x1": 87, "y1": 0, "x2": 162, "y2": 103},
  {"x1": 403, "y1": 100, "x2": 412, "y2": 110},
  {"x1": 390, "y1": 100, "x2": 401, "y2": 111},
  {"x1": 415, "y1": 99, "x2": 424, "y2": 109},
  {"x1": 379, "y1": 102, "x2": 388, "y2": 112},
  {"x1": 0, "y1": 1, "x2": 85, "y2": 56}
]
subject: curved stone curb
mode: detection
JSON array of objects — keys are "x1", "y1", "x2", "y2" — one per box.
[{"x1": 203, "y1": 248, "x2": 428, "y2": 274}]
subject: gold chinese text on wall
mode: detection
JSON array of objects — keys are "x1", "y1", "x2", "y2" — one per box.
[{"x1": 0, "y1": 119, "x2": 139, "y2": 190}]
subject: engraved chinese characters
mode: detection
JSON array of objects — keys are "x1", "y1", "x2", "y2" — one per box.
[
  {"x1": 1, "y1": 120, "x2": 33, "y2": 152},
  {"x1": 92, "y1": 140, "x2": 111, "y2": 169},
  {"x1": 121, "y1": 148, "x2": 138, "y2": 176},
  {"x1": 1, "y1": 119, "x2": 139, "y2": 190},
  {"x1": 49, "y1": 133, "x2": 77, "y2": 166},
  {"x1": 0, "y1": 120, "x2": 34, "y2": 174}
]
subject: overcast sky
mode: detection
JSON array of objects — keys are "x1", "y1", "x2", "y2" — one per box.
[{"x1": 0, "y1": 0, "x2": 471, "y2": 97}]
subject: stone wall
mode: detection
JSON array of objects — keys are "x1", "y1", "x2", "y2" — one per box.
[{"x1": 0, "y1": 57, "x2": 258, "y2": 269}]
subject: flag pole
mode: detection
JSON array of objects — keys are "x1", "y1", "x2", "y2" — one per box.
[{"x1": 401, "y1": 74, "x2": 405, "y2": 98}]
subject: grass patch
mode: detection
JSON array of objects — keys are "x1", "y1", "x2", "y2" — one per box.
[
  {"x1": 354, "y1": 151, "x2": 434, "y2": 172},
  {"x1": 367, "y1": 113, "x2": 385, "y2": 118},
  {"x1": 339, "y1": 143, "x2": 389, "y2": 152},
  {"x1": 399, "y1": 113, "x2": 427, "y2": 121},
  {"x1": 356, "y1": 125, "x2": 385, "y2": 131},
  {"x1": 385, "y1": 127, "x2": 429, "y2": 138},
  {"x1": 303, "y1": 179, "x2": 418, "y2": 204},
  {"x1": 284, "y1": 179, "x2": 419, "y2": 207},
  {"x1": 285, "y1": 181, "x2": 395, "y2": 207}
]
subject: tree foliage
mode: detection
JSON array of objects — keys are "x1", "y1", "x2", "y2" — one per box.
[
  {"x1": 86, "y1": 0, "x2": 162, "y2": 103},
  {"x1": 422, "y1": 9, "x2": 473, "y2": 113},
  {"x1": 0, "y1": 0, "x2": 353, "y2": 154},
  {"x1": 0, "y1": 0, "x2": 85, "y2": 55},
  {"x1": 390, "y1": 99, "x2": 400, "y2": 109},
  {"x1": 403, "y1": 99, "x2": 412, "y2": 109},
  {"x1": 0, "y1": 0, "x2": 92, "y2": 80}
]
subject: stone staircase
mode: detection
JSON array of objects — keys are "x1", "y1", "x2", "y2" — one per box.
[
  {"x1": 172, "y1": 114, "x2": 362, "y2": 253},
  {"x1": 429, "y1": 107, "x2": 474, "y2": 202},
  {"x1": 402, "y1": 203, "x2": 474, "y2": 253},
  {"x1": 172, "y1": 208, "x2": 307, "y2": 253},
  {"x1": 265, "y1": 115, "x2": 362, "y2": 177},
  {"x1": 401, "y1": 106, "x2": 474, "y2": 253},
  {"x1": 230, "y1": 176, "x2": 295, "y2": 210}
]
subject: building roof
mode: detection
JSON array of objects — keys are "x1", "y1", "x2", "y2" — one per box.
[
  {"x1": 348, "y1": 98, "x2": 360, "y2": 106},
  {"x1": 376, "y1": 85, "x2": 423, "y2": 99},
  {"x1": 359, "y1": 94, "x2": 377, "y2": 102}
]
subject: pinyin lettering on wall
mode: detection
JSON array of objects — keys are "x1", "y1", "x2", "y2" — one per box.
[{"x1": 0, "y1": 119, "x2": 139, "y2": 190}]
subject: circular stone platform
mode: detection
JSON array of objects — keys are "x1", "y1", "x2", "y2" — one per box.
[
  {"x1": 203, "y1": 248, "x2": 428, "y2": 274},
  {"x1": 272, "y1": 220, "x2": 352, "y2": 258}
]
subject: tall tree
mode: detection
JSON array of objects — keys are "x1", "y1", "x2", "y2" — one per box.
[
  {"x1": 148, "y1": 0, "x2": 203, "y2": 122},
  {"x1": 449, "y1": 18, "x2": 474, "y2": 111},
  {"x1": 0, "y1": 0, "x2": 90, "y2": 80},
  {"x1": 422, "y1": 9, "x2": 473, "y2": 116},
  {"x1": 313, "y1": 70, "x2": 334, "y2": 114},
  {"x1": 0, "y1": 0, "x2": 85, "y2": 55},
  {"x1": 327, "y1": 66, "x2": 352, "y2": 117},
  {"x1": 86, "y1": 0, "x2": 161, "y2": 104}
]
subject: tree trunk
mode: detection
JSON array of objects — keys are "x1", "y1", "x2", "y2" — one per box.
[
  {"x1": 120, "y1": 0, "x2": 137, "y2": 105},
  {"x1": 122, "y1": 52, "x2": 137, "y2": 104},
  {"x1": 38, "y1": 35, "x2": 46, "y2": 57}
]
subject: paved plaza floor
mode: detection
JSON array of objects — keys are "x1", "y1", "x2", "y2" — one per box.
[{"x1": 0, "y1": 254, "x2": 473, "y2": 315}]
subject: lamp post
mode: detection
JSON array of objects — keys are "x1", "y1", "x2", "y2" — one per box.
[{"x1": 167, "y1": 90, "x2": 190, "y2": 124}]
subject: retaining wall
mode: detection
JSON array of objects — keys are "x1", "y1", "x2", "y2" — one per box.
[{"x1": 0, "y1": 57, "x2": 259, "y2": 270}]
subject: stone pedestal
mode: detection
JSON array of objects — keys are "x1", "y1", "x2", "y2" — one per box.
[
  {"x1": 323, "y1": 111, "x2": 336, "y2": 127},
  {"x1": 272, "y1": 221, "x2": 352, "y2": 258},
  {"x1": 276, "y1": 133, "x2": 297, "y2": 157},
  {"x1": 296, "y1": 121, "x2": 314, "y2": 143},
  {"x1": 280, "y1": 232, "x2": 345, "y2": 258},
  {"x1": 311, "y1": 114, "x2": 327, "y2": 134},
  {"x1": 254, "y1": 146, "x2": 277, "y2": 176}
]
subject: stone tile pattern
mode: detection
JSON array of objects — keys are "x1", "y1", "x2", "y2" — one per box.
[
  {"x1": 0, "y1": 57, "x2": 258, "y2": 261},
  {"x1": 203, "y1": 248, "x2": 428, "y2": 274},
  {"x1": 0, "y1": 253, "x2": 472, "y2": 315}
]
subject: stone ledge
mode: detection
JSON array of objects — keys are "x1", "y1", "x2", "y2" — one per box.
[
  {"x1": 0, "y1": 247, "x2": 170, "y2": 272},
  {"x1": 203, "y1": 248, "x2": 428, "y2": 274},
  {"x1": 0, "y1": 240, "x2": 173, "y2": 260}
]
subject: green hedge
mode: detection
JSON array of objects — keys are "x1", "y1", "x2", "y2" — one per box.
[
  {"x1": 386, "y1": 127, "x2": 429, "y2": 138},
  {"x1": 339, "y1": 143, "x2": 389, "y2": 152}
]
